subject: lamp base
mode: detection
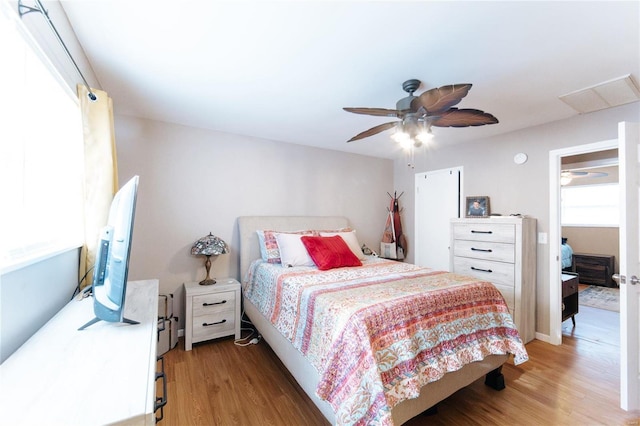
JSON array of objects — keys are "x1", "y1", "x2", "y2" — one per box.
[{"x1": 199, "y1": 255, "x2": 216, "y2": 285}]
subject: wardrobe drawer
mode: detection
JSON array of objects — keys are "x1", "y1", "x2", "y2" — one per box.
[
  {"x1": 453, "y1": 256, "x2": 515, "y2": 288},
  {"x1": 193, "y1": 291, "x2": 235, "y2": 317},
  {"x1": 452, "y1": 223, "x2": 515, "y2": 243},
  {"x1": 453, "y1": 240, "x2": 515, "y2": 263}
]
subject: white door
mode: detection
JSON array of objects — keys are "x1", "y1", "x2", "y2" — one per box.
[
  {"x1": 415, "y1": 167, "x2": 462, "y2": 271},
  {"x1": 618, "y1": 121, "x2": 640, "y2": 410}
]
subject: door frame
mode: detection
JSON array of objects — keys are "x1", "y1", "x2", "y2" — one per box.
[{"x1": 548, "y1": 139, "x2": 618, "y2": 345}]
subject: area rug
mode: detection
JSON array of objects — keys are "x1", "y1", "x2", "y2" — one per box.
[{"x1": 579, "y1": 285, "x2": 619, "y2": 312}]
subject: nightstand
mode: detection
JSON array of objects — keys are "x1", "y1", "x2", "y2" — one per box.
[
  {"x1": 562, "y1": 272, "x2": 579, "y2": 326},
  {"x1": 184, "y1": 278, "x2": 241, "y2": 351}
]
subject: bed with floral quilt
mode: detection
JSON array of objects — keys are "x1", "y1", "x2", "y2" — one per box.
[{"x1": 238, "y1": 216, "x2": 528, "y2": 425}]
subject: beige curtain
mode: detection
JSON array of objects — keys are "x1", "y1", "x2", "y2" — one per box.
[{"x1": 77, "y1": 85, "x2": 119, "y2": 289}]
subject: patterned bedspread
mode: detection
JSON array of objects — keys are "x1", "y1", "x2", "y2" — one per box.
[{"x1": 244, "y1": 257, "x2": 528, "y2": 425}]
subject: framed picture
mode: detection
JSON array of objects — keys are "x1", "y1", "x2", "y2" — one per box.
[{"x1": 465, "y1": 196, "x2": 490, "y2": 218}]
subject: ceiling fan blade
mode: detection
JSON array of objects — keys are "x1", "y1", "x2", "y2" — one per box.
[
  {"x1": 411, "y1": 84, "x2": 472, "y2": 114},
  {"x1": 562, "y1": 170, "x2": 608, "y2": 178},
  {"x1": 430, "y1": 108, "x2": 499, "y2": 127},
  {"x1": 347, "y1": 121, "x2": 398, "y2": 142},
  {"x1": 343, "y1": 107, "x2": 399, "y2": 118}
]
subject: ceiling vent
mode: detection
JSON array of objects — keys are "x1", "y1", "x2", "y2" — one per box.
[{"x1": 559, "y1": 74, "x2": 640, "y2": 114}]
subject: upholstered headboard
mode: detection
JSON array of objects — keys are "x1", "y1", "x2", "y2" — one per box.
[{"x1": 237, "y1": 216, "x2": 350, "y2": 282}]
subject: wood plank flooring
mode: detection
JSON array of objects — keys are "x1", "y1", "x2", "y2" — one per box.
[{"x1": 161, "y1": 307, "x2": 640, "y2": 425}]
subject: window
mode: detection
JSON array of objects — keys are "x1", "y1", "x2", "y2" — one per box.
[
  {"x1": 0, "y1": 6, "x2": 84, "y2": 272},
  {"x1": 561, "y1": 183, "x2": 619, "y2": 227}
]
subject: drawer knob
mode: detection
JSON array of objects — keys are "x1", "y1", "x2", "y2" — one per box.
[
  {"x1": 471, "y1": 230, "x2": 493, "y2": 234},
  {"x1": 471, "y1": 266, "x2": 493, "y2": 273},
  {"x1": 471, "y1": 247, "x2": 493, "y2": 253},
  {"x1": 203, "y1": 319, "x2": 227, "y2": 327},
  {"x1": 203, "y1": 300, "x2": 227, "y2": 307}
]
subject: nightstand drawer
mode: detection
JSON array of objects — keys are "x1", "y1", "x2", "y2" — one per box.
[
  {"x1": 193, "y1": 291, "x2": 235, "y2": 316},
  {"x1": 562, "y1": 274, "x2": 579, "y2": 297},
  {"x1": 192, "y1": 311, "x2": 236, "y2": 342},
  {"x1": 453, "y1": 240, "x2": 515, "y2": 263}
]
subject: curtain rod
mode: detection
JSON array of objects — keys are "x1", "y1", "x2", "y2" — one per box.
[{"x1": 18, "y1": 0, "x2": 97, "y2": 101}]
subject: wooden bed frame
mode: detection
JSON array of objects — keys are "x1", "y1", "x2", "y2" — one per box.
[{"x1": 238, "y1": 216, "x2": 508, "y2": 425}]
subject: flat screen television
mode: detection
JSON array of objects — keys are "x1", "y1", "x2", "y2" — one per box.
[{"x1": 79, "y1": 175, "x2": 140, "y2": 330}]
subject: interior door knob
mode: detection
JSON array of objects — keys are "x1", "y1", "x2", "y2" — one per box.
[{"x1": 613, "y1": 274, "x2": 640, "y2": 285}]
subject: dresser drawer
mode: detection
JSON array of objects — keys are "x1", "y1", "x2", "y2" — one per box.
[
  {"x1": 493, "y1": 284, "x2": 515, "y2": 314},
  {"x1": 193, "y1": 291, "x2": 235, "y2": 317},
  {"x1": 192, "y1": 311, "x2": 236, "y2": 342},
  {"x1": 452, "y1": 223, "x2": 515, "y2": 243},
  {"x1": 452, "y1": 256, "x2": 515, "y2": 288},
  {"x1": 453, "y1": 259, "x2": 514, "y2": 312},
  {"x1": 453, "y1": 240, "x2": 515, "y2": 263}
]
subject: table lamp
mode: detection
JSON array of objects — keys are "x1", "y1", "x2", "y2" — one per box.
[{"x1": 191, "y1": 232, "x2": 229, "y2": 285}]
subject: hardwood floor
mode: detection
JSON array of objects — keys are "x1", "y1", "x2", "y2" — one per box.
[{"x1": 162, "y1": 307, "x2": 640, "y2": 425}]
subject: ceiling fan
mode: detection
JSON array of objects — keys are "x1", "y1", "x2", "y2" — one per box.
[
  {"x1": 343, "y1": 79, "x2": 499, "y2": 144},
  {"x1": 561, "y1": 170, "x2": 609, "y2": 178}
]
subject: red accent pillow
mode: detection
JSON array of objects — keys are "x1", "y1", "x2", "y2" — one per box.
[{"x1": 301, "y1": 235, "x2": 363, "y2": 270}]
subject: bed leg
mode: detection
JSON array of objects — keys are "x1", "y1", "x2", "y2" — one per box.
[{"x1": 484, "y1": 366, "x2": 506, "y2": 390}]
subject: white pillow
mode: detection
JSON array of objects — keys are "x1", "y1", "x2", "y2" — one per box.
[
  {"x1": 275, "y1": 232, "x2": 315, "y2": 267},
  {"x1": 319, "y1": 230, "x2": 365, "y2": 260}
]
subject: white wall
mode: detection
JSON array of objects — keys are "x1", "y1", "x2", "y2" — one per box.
[
  {"x1": 115, "y1": 115, "x2": 394, "y2": 329},
  {"x1": 394, "y1": 102, "x2": 640, "y2": 338}
]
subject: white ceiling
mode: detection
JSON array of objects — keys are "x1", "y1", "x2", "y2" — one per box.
[{"x1": 58, "y1": 1, "x2": 639, "y2": 159}]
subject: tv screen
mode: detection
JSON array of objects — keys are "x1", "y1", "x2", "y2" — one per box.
[{"x1": 79, "y1": 176, "x2": 139, "y2": 330}]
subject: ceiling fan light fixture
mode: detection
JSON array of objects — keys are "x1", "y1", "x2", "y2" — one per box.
[
  {"x1": 391, "y1": 122, "x2": 410, "y2": 145},
  {"x1": 416, "y1": 125, "x2": 433, "y2": 145},
  {"x1": 394, "y1": 133, "x2": 413, "y2": 150}
]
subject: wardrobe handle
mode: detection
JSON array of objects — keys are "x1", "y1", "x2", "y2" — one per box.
[
  {"x1": 471, "y1": 266, "x2": 493, "y2": 273},
  {"x1": 471, "y1": 247, "x2": 493, "y2": 253}
]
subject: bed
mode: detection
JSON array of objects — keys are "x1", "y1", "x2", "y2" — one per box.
[{"x1": 238, "y1": 216, "x2": 528, "y2": 425}]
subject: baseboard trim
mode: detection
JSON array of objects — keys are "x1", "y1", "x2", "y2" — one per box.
[{"x1": 535, "y1": 332, "x2": 554, "y2": 344}]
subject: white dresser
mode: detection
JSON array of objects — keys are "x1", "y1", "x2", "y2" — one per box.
[
  {"x1": 450, "y1": 217, "x2": 536, "y2": 343},
  {"x1": 0, "y1": 279, "x2": 162, "y2": 425}
]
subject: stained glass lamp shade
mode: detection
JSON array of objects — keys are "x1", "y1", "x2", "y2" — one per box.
[{"x1": 191, "y1": 233, "x2": 229, "y2": 285}]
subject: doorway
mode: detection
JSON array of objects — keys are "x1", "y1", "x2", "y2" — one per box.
[
  {"x1": 559, "y1": 151, "x2": 620, "y2": 346},
  {"x1": 549, "y1": 139, "x2": 618, "y2": 345}
]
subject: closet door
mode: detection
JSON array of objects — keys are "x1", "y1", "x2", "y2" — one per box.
[{"x1": 415, "y1": 167, "x2": 462, "y2": 271}]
